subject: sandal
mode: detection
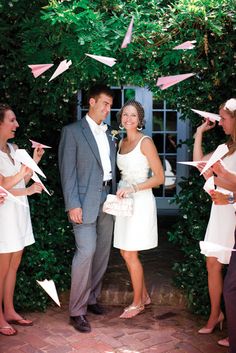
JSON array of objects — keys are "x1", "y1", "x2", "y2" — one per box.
[
  {"x1": 119, "y1": 304, "x2": 145, "y2": 319},
  {"x1": 218, "y1": 337, "x2": 229, "y2": 347},
  {"x1": 0, "y1": 326, "x2": 17, "y2": 336},
  {"x1": 7, "y1": 318, "x2": 33, "y2": 326},
  {"x1": 143, "y1": 295, "x2": 151, "y2": 306}
]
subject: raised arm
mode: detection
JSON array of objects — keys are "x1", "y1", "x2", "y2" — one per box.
[{"x1": 193, "y1": 119, "x2": 216, "y2": 161}]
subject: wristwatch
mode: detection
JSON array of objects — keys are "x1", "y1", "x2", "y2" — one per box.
[{"x1": 228, "y1": 194, "x2": 235, "y2": 204}]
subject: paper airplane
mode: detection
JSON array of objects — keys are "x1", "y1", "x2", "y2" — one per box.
[
  {"x1": 178, "y1": 161, "x2": 202, "y2": 167},
  {"x1": 85, "y1": 54, "x2": 116, "y2": 67},
  {"x1": 200, "y1": 241, "x2": 236, "y2": 253},
  {"x1": 121, "y1": 16, "x2": 134, "y2": 48},
  {"x1": 200, "y1": 144, "x2": 229, "y2": 175},
  {"x1": 29, "y1": 140, "x2": 52, "y2": 149},
  {"x1": 49, "y1": 59, "x2": 72, "y2": 82},
  {"x1": 36, "y1": 280, "x2": 60, "y2": 307},
  {"x1": 156, "y1": 73, "x2": 195, "y2": 90},
  {"x1": 32, "y1": 172, "x2": 51, "y2": 196},
  {"x1": 0, "y1": 186, "x2": 28, "y2": 207},
  {"x1": 191, "y1": 109, "x2": 221, "y2": 122},
  {"x1": 173, "y1": 40, "x2": 196, "y2": 50},
  {"x1": 14, "y1": 149, "x2": 46, "y2": 179},
  {"x1": 203, "y1": 176, "x2": 215, "y2": 194},
  {"x1": 28, "y1": 64, "x2": 54, "y2": 78}
]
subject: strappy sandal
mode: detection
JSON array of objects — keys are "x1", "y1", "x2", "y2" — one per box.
[
  {"x1": 0, "y1": 326, "x2": 17, "y2": 336},
  {"x1": 119, "y1": 304, "x2": 145, "y2": 319},
  {"x1": 143, "y1": 295, "x2": 151, "y2": 306}
]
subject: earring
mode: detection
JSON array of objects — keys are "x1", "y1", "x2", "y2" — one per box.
[
  {"x1": 137, "y1": 126, "x2": 143, "y2": 131},
  {"x1": 119, "y1": 124, "x2": 125, "y2": 130}
]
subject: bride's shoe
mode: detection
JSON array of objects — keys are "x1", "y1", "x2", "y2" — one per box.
[
  {"x1": 143, "y1": 295, "x2": 151, "y2": 306},
  {"x1": 119, "y1": 304, "x2": 145, "y2": 319},
  {"x1": 218, "y1": 337, "x2": 229, "y2": 347},
  {"x1": 198, "y1": 312, "x2": 224, "y2": 334}
]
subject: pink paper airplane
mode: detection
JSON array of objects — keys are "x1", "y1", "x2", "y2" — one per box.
[
  {"x1": 28, "y1": 64, "x2": 54, "y2": 78},
  {"x1": 191, "y1": 109, "x2": 221, "y2": 122},
  {"x1": 85, "y1": 54, "x2": 117, "y2": 67},
  {"x1": 156, "y1": 73, "x2": 195, "y2": 90},
  {"x1": 48, "y1": 59, "x2": 72, "y2": 82},
  {"x1": 29, "y1": 139, "x2": 52, "y2": 149},
  {"x1": 121, "y1": 16, "x2": 134, "y2": 49},
  {"x1": 173, "y1": 40, "x2": 196, "y2": 50}
]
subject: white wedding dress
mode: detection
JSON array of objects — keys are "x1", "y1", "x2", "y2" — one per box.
[{"x1": 113, "y1": 136, "x2": 158, "y2": 251}]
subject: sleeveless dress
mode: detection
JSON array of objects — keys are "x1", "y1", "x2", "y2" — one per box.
[
  {"x1": 201, "y1": 148, "x2": 236, "y2": 264},
  {"x1": 0, "y1": 143, "x2": 34, "y2": 253},
  {"x1": 113, "y1": 136, "x2": 158, "y2": 251}
]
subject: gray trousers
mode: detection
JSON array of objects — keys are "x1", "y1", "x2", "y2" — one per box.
[
  {"x1": 223, "y1": 230, "x2": 236, "y2": 353},
  {"x1": 69, "y1": 186, "x2": 113, "y2": 317}
]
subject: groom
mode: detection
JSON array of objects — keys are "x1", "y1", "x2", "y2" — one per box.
[{"x1": 58, "y1": 84, "x2": 116, "y2": 333}]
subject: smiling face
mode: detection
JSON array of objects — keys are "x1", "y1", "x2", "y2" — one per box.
[
  {"x1": 0, "y1": 109, "x2": 19, "y2": 140},
  {"x1": 121, "y1": 105, "x2": 140, "y2": 130},
  {"x1": 218, "y1": 108, "x2": 235, "y2": 136},
  {"x1": 89, "y1": 93, "x2": 113, "y2": 124}
]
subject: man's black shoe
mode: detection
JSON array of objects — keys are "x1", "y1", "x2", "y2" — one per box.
[
  {"x1": 70, "y1": 315, "x2": 91, "y2": 333},
  {"x1": 87, "y1": 303, "x2": 104, "y2": 315}
]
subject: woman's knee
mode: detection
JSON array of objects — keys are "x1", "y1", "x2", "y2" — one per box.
[{"x1": 121, "y1": 250, "x2": 138, "y2": 263}]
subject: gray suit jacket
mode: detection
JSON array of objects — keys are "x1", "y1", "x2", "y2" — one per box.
[{"x1": 58, "y1": 117, "x2": 116, "y2": 224}]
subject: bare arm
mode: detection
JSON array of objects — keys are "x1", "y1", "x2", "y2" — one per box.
[
  {"x1": 193, "y1": 119, "x2": 215, "y2": 161},
  {"x1": 213, "y1": 160, "x2": 236, "y2": 191}
]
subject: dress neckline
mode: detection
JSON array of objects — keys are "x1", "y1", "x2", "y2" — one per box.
[{"x1": 118, "y1": 135, "x2": 147, "y2": 156}]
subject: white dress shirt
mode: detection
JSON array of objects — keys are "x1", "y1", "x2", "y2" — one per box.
[{"x1": 86, "y1": 114, "x2": 112, "y2": 181}]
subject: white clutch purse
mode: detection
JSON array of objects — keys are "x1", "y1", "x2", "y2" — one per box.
[{"x1": 103, "y1": 194, "x2": 133, "y2": 217}]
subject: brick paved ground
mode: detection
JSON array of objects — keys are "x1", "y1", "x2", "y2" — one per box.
[
  {"x1": 0, "y1": 217, "x2": 229, "y2": 353},
  {"x1": 0, "y1": 303, "x2": 228, "y2": 353}
]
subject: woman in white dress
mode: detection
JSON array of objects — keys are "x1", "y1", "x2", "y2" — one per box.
[
  {"x1": 113, "y1": 100, "x2": 164, "y2": 319},
  {"x1": 193, "y1": 98, "x2": 236, "y2": 334},
  {"x1": 0, "y1": 104, "x2": 43, "y2": 336}
]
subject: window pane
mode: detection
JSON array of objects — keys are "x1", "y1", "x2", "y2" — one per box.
[
  {"x1": 153, "y1": 112, "x2": 164, "y2": 131},
  {"x1": 164, "y1": 156, "x2": 176, "y2": 197},
  {"x1": 124, "y1": 89, "x2": 135, "y2": 102},
  {"x1": 166, "y1": 133, "x2": 177, "y2": 153},
  {"x1": 152, "y1": 133, "x2": 164, "y2": 154},
  {"x1": 112, "y1": 89, "x2": 122, "y2": 109},
  {"x1": 153, "y1": 99, "x2": 163, "y2": 109},
  {"x1": 110, "y1": 111, "x2": 120, "y2": 130},
  {"x1": 166, "y1": 111, "x2": 177, "y2": 131}
]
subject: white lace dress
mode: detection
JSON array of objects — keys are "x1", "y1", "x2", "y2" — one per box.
[
  {"x1": 201, "y1": 148, "x2": 236, "y2": 264},
  {"x1": 113, "y1": 136, "x2": 158, "y2": 251},
  {"x1": 0, "y1": 143, "x2": 34, "y2": 253}
]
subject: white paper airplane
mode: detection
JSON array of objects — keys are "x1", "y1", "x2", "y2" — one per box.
[
  {"x1": 36, "y1": 279, "x2": 60, "y2": 306},
  {"x1": 28, "y1": 64, "x2": 54, "y2": 78},
  {"x1": 32, "y1": 172, "x2": 51, "y2": 196},
  {"x1": 203, "y1": 176, "x2": 215, "y2": 194},
  {"x1": 191, "y1": 109, "x2": 221, "y2": 122},
  {"x1": 173, "y1": 40, "x2": 196, "y2": 50},
  {"x1": 30, "y1": 140, "x2": 52, "y2": 149},
  {"x1": 121, "y1": 16, "x2": 134, "y2": 48},
  {"x1": 178, "y1": 161, "x2": 202, "y2": 167},
  {"x1": 200, "y1": 144, "x2": 229, "y2": 175},
  {"x1": 15, "y1": 149, "x2": 46, "y2": 179},
  {"x1": 156, "y1": 73, "x2": 195, "y2": 90},
  {"x1": 49, "y1": 59, "x2": 72, "y2": 82},
  {"x1": 0, "y1": 186, "x2": 28, "y2": 207},
  {"x1": 85, "y1": 54, "x2": 116, "y2": 67},
  {"x1": 200, "y1": 241, "x2": 236, "y2": 253}
]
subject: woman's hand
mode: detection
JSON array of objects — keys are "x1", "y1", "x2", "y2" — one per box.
[
  {"x1": 19, "y1": 164, "x2": 33, "y2": 178},
  {"x1": 33, "y1": 147, "x2": 45, "y2": 164},
  {"x1": 27, "y1": 182, "x2": 43, "y2": 196},
  {"x1": 194, "y1": 118, "x2": 216, "y2": 137},
  {"x1": 196, "y1": 162, "x2": 213, "y2": 180},
  {"x1": 212, "y1": 160, "x2": 228, "y2": 178},
  {"x1": 210, "y1": 190, "x2": 229, "y2": 205},
  {"x1": 116, "y1": 187, "x2": 134, "y2": 198}
]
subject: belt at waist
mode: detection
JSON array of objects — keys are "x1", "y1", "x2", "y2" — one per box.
[{"x1": 103, "y1": 179, "x2": 112, "y2": 186}]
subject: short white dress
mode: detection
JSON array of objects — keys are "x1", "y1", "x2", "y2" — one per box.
[
  {"x1": 201, "y1": 148, "x2": 236, "y2": 264},
  {"x1": 113, "y1": 136, "x2": 158, "y2": 251},
  {"x1": 0, "y1": 143, "x2": 34, "y2": 253}
]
